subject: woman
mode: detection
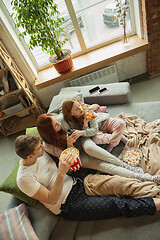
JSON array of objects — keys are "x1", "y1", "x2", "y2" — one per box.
[{"x1": 37, "y1": 113, "x2": 160, "y2": 183}]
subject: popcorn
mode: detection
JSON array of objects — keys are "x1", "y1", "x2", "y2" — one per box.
[
  {"x1": 85, "y1": 111, "x2": 97, "y2": 120},
  {"x1": 122, "y1": 147, "x2": 142, "y2": 166},
  {"x1": 60, "y1": 147, "x2": 82, "y2": 171}
]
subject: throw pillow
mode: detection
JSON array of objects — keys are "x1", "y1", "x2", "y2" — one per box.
[
  {"x1": 26, "y1": 126, "x2": 39, "y2": 136},
  {"x1": 0, "y1": 162, "x2": 37, "y2": 207},
  {"x1": 95, "y1": 106, "x2": 107, "y2": 113},
  {"x1": 48, "y1": 92, "x2": 84, "y2": 114},
  {"x1": 0, "y1": 203, "x2": 38, "y2": 240}
]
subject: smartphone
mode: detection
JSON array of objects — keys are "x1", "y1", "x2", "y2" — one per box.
[
  {"x1": 67, "y1": 128, "x2": 74, "y2": 136},
  {"x1": 98, "y1": 87, "x2": 108, "y2": 94},
  {"x1": 89, "y1": 86, "x2": 100, "y2": 94}
]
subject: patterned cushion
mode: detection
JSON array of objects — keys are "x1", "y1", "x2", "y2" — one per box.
[{"x1": 0, "y1": 203, "x2": 38, "y2": 240}]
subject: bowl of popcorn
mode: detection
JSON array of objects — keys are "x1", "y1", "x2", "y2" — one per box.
[
  {"x1": 60, "y1": 147, "x2": 82, "y2": 171},
  {"x1": 122, "y1": 147, "x2": 143, "y2": 166}
]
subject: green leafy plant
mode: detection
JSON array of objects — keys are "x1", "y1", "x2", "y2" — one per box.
[{"x1": 11, "y1": 0, "x2": 69, "y2": 60}]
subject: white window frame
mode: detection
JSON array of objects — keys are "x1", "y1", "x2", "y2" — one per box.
[
  {"x1": 1, "y1": 0, "x2": 142, "y2": 74},
  {"x1": 63, "y1": 0, "x2": 137, "y2": 55}
]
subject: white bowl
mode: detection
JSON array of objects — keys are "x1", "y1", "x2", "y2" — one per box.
[{"x1": 122, "y1": 147, "x2": 143, "y2": 166}]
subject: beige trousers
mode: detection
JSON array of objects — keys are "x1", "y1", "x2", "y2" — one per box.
[{"x1": 84, "y1": 174, "x2": 160, "y2": 198}]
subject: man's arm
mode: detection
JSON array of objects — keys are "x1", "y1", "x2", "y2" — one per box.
[{"x1": 32, "y1": 154, "x2": 74, "y2": 204}]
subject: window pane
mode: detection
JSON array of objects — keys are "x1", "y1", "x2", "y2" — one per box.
[
  {"x1": 72, "y1": 0, "x2": 132, "y2": 48},
  {"x1": 3, "y1": 0, "x2": 81, "y2": 67},
  {"x1": 27, "y1": 0, "x2": 82, "y2": 67},
  {"x1": 3, "y1": 0, "x2": 134, "y2": 68}
]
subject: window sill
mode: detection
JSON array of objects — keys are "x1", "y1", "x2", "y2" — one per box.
[{"x1": 35, "y1": 35, "x2": 150, "y2": 90}]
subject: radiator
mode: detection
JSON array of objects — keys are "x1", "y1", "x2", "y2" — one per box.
[{"x1": 70, "y1": 64, "x2": 119, "y2": 87}]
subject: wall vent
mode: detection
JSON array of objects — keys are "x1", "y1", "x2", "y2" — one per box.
[{"x1": 70, "y1": 64, "x2": 119, "y2": 87}]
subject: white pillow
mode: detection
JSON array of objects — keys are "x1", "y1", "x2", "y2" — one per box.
[{"x1": 48, "y1": 92, "x2": 84, "y2": 113}]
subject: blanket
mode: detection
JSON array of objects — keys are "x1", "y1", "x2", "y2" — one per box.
[{"x1": 117, "y1": 113, "x2": 160, "y2": 175}]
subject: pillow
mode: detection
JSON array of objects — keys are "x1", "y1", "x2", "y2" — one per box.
[
  {"x1": 0, "y1": 162, "x2": 37, "y2": 207},
  {"x1": 95, "y1": 106, "x2": 107, "y2": 113},
  {"x1": 26, "y1": 126, "x2": 39, "y2": 136},
  {"x1": 0, "y1": 203, "x2": 38, "y2": 240},
  {"x1": 48, "y1": 92, "x2": 84, "y2": 113}
]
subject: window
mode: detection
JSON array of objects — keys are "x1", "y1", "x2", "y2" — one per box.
[{"x1": 2, "y1": 0, "x2": 136, "y2": 70}]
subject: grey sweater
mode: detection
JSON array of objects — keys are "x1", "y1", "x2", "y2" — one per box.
[{"x1": 61, "y1": 110, "x2": 110, "y2": 137}]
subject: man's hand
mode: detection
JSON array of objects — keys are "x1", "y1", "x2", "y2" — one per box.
[{"x1": 59, "y1": 153, "x2": 75, "y2": 175}]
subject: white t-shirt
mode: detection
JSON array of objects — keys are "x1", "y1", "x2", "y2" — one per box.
[{"x1": 17, "y1": 151, "x2": 73, "y2": 214}]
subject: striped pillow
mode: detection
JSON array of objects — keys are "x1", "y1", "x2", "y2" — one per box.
[{"x1": 0, "y1": 203, "x2": 38, "y2": 240}]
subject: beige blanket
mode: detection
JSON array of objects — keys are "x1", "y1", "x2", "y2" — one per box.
[{"x1": 117, "y1": 113, "x2": 160, "y2": 175}]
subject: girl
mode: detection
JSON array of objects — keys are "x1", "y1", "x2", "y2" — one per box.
[
  {"x1": 61, "y1": 98, "x2": 160, "y2": 183},
  {"x1": 37, "y1": 113, "x2": 160, "y2": 183},
  {"x1": 62, "y1": 98, "x2": 127, "y2": 152}
]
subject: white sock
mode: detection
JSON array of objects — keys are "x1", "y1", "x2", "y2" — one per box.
[{"x1": 121, "y1": 135, "x2": 128, "y2": 144}]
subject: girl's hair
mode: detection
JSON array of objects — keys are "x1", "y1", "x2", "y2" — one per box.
[
  {"x1": 15, "y1": 135, "x2": 41, "y2": 159},
  {"x1": 62, "y1": 98, "x2": 84, "y2": 125},
  {"x1": 37, "y1": 113, "x2": 67, "y2": 149}
]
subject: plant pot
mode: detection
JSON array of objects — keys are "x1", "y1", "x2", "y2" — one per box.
[{"x1": 49, "y1": 49, "x2": 73, "y2": 74}]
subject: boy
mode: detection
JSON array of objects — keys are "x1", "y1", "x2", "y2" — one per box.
[{"x1": 15, "y1": 134, "x2": 160, "y2": 221}]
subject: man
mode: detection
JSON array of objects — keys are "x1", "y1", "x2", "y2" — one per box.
[{"x1": 15, "y1": 134, "x2": 160, "y2": 221}]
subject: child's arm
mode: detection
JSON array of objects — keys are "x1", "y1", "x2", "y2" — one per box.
[
  {"x1": 73, "y1": 118, "x2": 98, "y2": 140},
  {"x1": 88, "y1": 104, "x2": 100, "y2": 111},
  {"x1": 82, "y1": 117, "x2": 99, "y2": 137},
  {"x1": 79, "y1": 101, "x2": 100, "y2": 111},
  {"x1": 79, "y1": 100, "x2": 108, "y2": 113},
  {"x1": 72, "y1": 117, "x2": 99, "y2": 139}
]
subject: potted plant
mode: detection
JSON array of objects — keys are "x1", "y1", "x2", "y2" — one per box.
[{"x1": 11, "y1": 0, "x2": 73, "y2": 73}]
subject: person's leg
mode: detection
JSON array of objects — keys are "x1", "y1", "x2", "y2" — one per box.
[
  {"x1": 81, "y1": 137, "x2": 143, "y2": 174},
  {"x1": 91, "y1": 118, "x2": 126, "y2": 152},
  {"x1": 104, "y1": 117, "x2": 126, "y2": 150},
  {"x1": 84, "y1": 174, "x2": 160, "y2": 197},
  {"x1": 80, "y1": 150, "x2": 142, "y2": 177},
  {"x1": 80, "y1": 138, "x2": 160, "y2": 183},
  {"x1": 61, "y1": 179, "x2": 156, "y2": 221},
  {"x1": 92, "y1": 131, "x2": 112, "y2": 145},
  {"x1": 121, "y1": 134, "x2": 128, "y2": 144}
]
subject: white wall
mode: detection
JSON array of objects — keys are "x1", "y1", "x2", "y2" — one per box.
[{"x1": 116, "y1": 51, "x2": 146, "y2": 82}]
